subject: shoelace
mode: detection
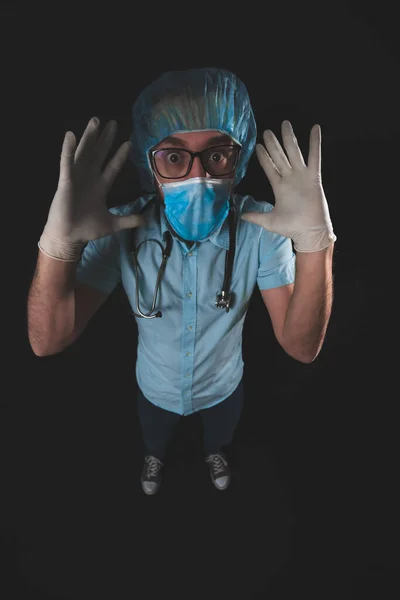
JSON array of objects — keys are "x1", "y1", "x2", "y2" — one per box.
[
  {"x1": 207, "y1": 454, "x2": 227, "y2": 475},
  {"x1": 145, "y1": 456, "x2": 162, "y2": 477}
]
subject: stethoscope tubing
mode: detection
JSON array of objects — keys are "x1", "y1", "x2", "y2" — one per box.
[{"x1": 129, "y1": 198, "x2": 236, "y2": 318}]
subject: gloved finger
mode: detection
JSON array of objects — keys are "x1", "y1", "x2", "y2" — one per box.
[
  {"x1": 256, "y1": 144, "x2": 281, "y2": 189},
  {"x1": 74, "y1": 117, "x2": 100, "y2": 163},
  {"x1": 92, "y1": 120, "x2": 118, "y2": 170},
  {"x1": 59, "y1": 131, "x2": 76, "y2": 182},
  {"x1": 281, "y1": 121, "x2": 307, "y2": 170},
  {"x1": 263, "y1": 129, "x2": 292, "y2": 175},
  {"x1": 241, "y1": 210, "x2": 273, "y2": 229},
  {"x1": 102, "y1": 140, "x2": 131, "y2": 191},
  {"x1": 307, "y1": 124, "x2": 321, "y2": 174},
  {"x1": 111, "y1": 213, "x2": 146, "y2": 233}
]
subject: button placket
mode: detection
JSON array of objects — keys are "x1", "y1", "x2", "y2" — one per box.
[{"x1": 181, "y1": 246, "x2": 197, "y2": 413}]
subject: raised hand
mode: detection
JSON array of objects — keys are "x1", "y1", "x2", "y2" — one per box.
[
  {"x1": 39, "y1": 117, "x2": 144, "y2": 261},
  {"x1": 241, "y1": 120, "x2": 336, "y2": 252}
]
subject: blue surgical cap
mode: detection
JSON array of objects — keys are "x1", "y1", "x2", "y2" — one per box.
[{"x1": 129, "y1": 67, "x2": 257, "y2": 192}]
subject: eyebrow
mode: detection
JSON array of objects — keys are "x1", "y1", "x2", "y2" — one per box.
[{"x1": 155, "y1": 134, "x2": 234, "y2": 148}]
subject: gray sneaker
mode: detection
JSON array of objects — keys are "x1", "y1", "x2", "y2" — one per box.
[
  {"x1": 205, "y1": 452, "x2": 231, "y2": 490},
  {"x1": 141, "y1": 455, "x2": 163, "y2": 495}
]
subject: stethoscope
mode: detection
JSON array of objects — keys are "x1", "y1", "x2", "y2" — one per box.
[{"x1": 129, "y1": 197, "x2": 237, "y2": 319}]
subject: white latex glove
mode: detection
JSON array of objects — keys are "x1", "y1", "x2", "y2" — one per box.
[
  {"x1": 241, "y1": 120, "x2": 336, "y2": 252},
  {"x1": 39, "y1": 117, "x2": 144, "y2": 261}
]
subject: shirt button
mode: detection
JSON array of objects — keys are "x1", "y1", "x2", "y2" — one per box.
[
  {"x1": 187, "y1": 252, "x2": 193, "y2": 257},
  {"x1": 187, "y1": 292, "x2": 192, "y2": 298},
  {"x1": 187, "y1": 326, "x2": 193, "y2": 331},
  {"x1": 186, "y1": 373, "x2": 191, "y2": 378},
  {"x1": 186, "y1": 352, "x2": 191, "y2": 356}
]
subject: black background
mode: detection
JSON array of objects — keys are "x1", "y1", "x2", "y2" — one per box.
[{"x1": 2, "y1": 2, "x2": 399, "y2": 598}]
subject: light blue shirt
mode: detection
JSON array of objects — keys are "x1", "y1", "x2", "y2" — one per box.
[{"x1": 76, "y1": 193, "x2": 296, "y2": 415}]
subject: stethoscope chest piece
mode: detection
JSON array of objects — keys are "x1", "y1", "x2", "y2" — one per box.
[{"x1": 215, "y1": 290, "x2": 232, "y2": 312}]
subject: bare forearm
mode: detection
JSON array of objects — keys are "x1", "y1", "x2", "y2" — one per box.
[
  {"x1": 27, "y1": 250, "x2": 78, "y2": 356},
  {"x1": 282, "y1": 244, "x2": 334, "y2": 363}
]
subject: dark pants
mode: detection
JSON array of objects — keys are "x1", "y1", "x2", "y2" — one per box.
[{"x1": 136, "y1": 380, "x2": 244, "y2": 461}]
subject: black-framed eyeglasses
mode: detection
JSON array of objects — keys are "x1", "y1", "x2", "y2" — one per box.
[{"x1": 150, "y1": 144, "x2": 241, "y2": 179}]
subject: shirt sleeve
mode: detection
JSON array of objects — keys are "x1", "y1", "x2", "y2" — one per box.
[
  {"x1": 75, "y1": 199, "x2": 147, "y2": 294},
  {"x1": 256, "y1": 204, "x2": 296, "y2": 291},
  {"x1": 76, "y1": 233, "x2": 122, "y2": 294}
]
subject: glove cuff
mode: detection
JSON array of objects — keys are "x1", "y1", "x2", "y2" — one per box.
[
  {"x1": 38, "y1": 231, "x2": 85, "y2": 262},
  {"x1": 293, "y1": 229, "x2": 337, "y2": 253}
]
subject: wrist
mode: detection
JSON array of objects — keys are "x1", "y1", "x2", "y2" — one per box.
[
  {"x1": 293, "y1": 228, "x2": 336, "y2": 253},
  {"x1": 38, "y1": 230, "x2": 85, "y2": 262}
]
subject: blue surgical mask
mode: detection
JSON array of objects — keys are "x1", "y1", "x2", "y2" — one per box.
[{"x1": 159, "y1": 177, "x2": 233, "y2": 242}]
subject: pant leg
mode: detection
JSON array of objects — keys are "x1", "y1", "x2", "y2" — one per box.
[
  {"x1": 136, "y1": 387, "x2": 181, "y2": 462},
  {"x1": 199, "y1": 379, "x2": 244, "y2": 456}
]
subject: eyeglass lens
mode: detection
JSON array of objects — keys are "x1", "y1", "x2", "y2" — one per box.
[{"x1": 154, "y1": 145, "x2": 239, "y2": 178}]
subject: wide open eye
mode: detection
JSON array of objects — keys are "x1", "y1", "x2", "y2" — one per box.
[
  {"x1": 154, "y1": 149, "x2": 191, "y2": 177},
  {"x1": 204, "y1": 146, "x2": 238, "y2": 175},
  {"x1": 209, "y1": 150, "x2": 225, "y2": 164},
  {"x1": 165, "y1": 151, "x2": 184, "y2": 164}
]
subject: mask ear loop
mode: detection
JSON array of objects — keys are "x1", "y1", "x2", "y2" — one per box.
[
  {"x1": 153, "y1": 171, "x2": 164, "y2": 205},
  {"x1": 148, "y1": 148, "x2": 163, "y2": 193}
]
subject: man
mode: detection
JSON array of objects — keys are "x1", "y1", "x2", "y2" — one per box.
[{"x1": 27, "y1": 67, "x2": 336, "y2": 495}]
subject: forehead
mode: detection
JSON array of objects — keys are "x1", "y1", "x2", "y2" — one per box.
[{"x1": 154, "y1": 130, "x2": 234, "y2": 149}]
